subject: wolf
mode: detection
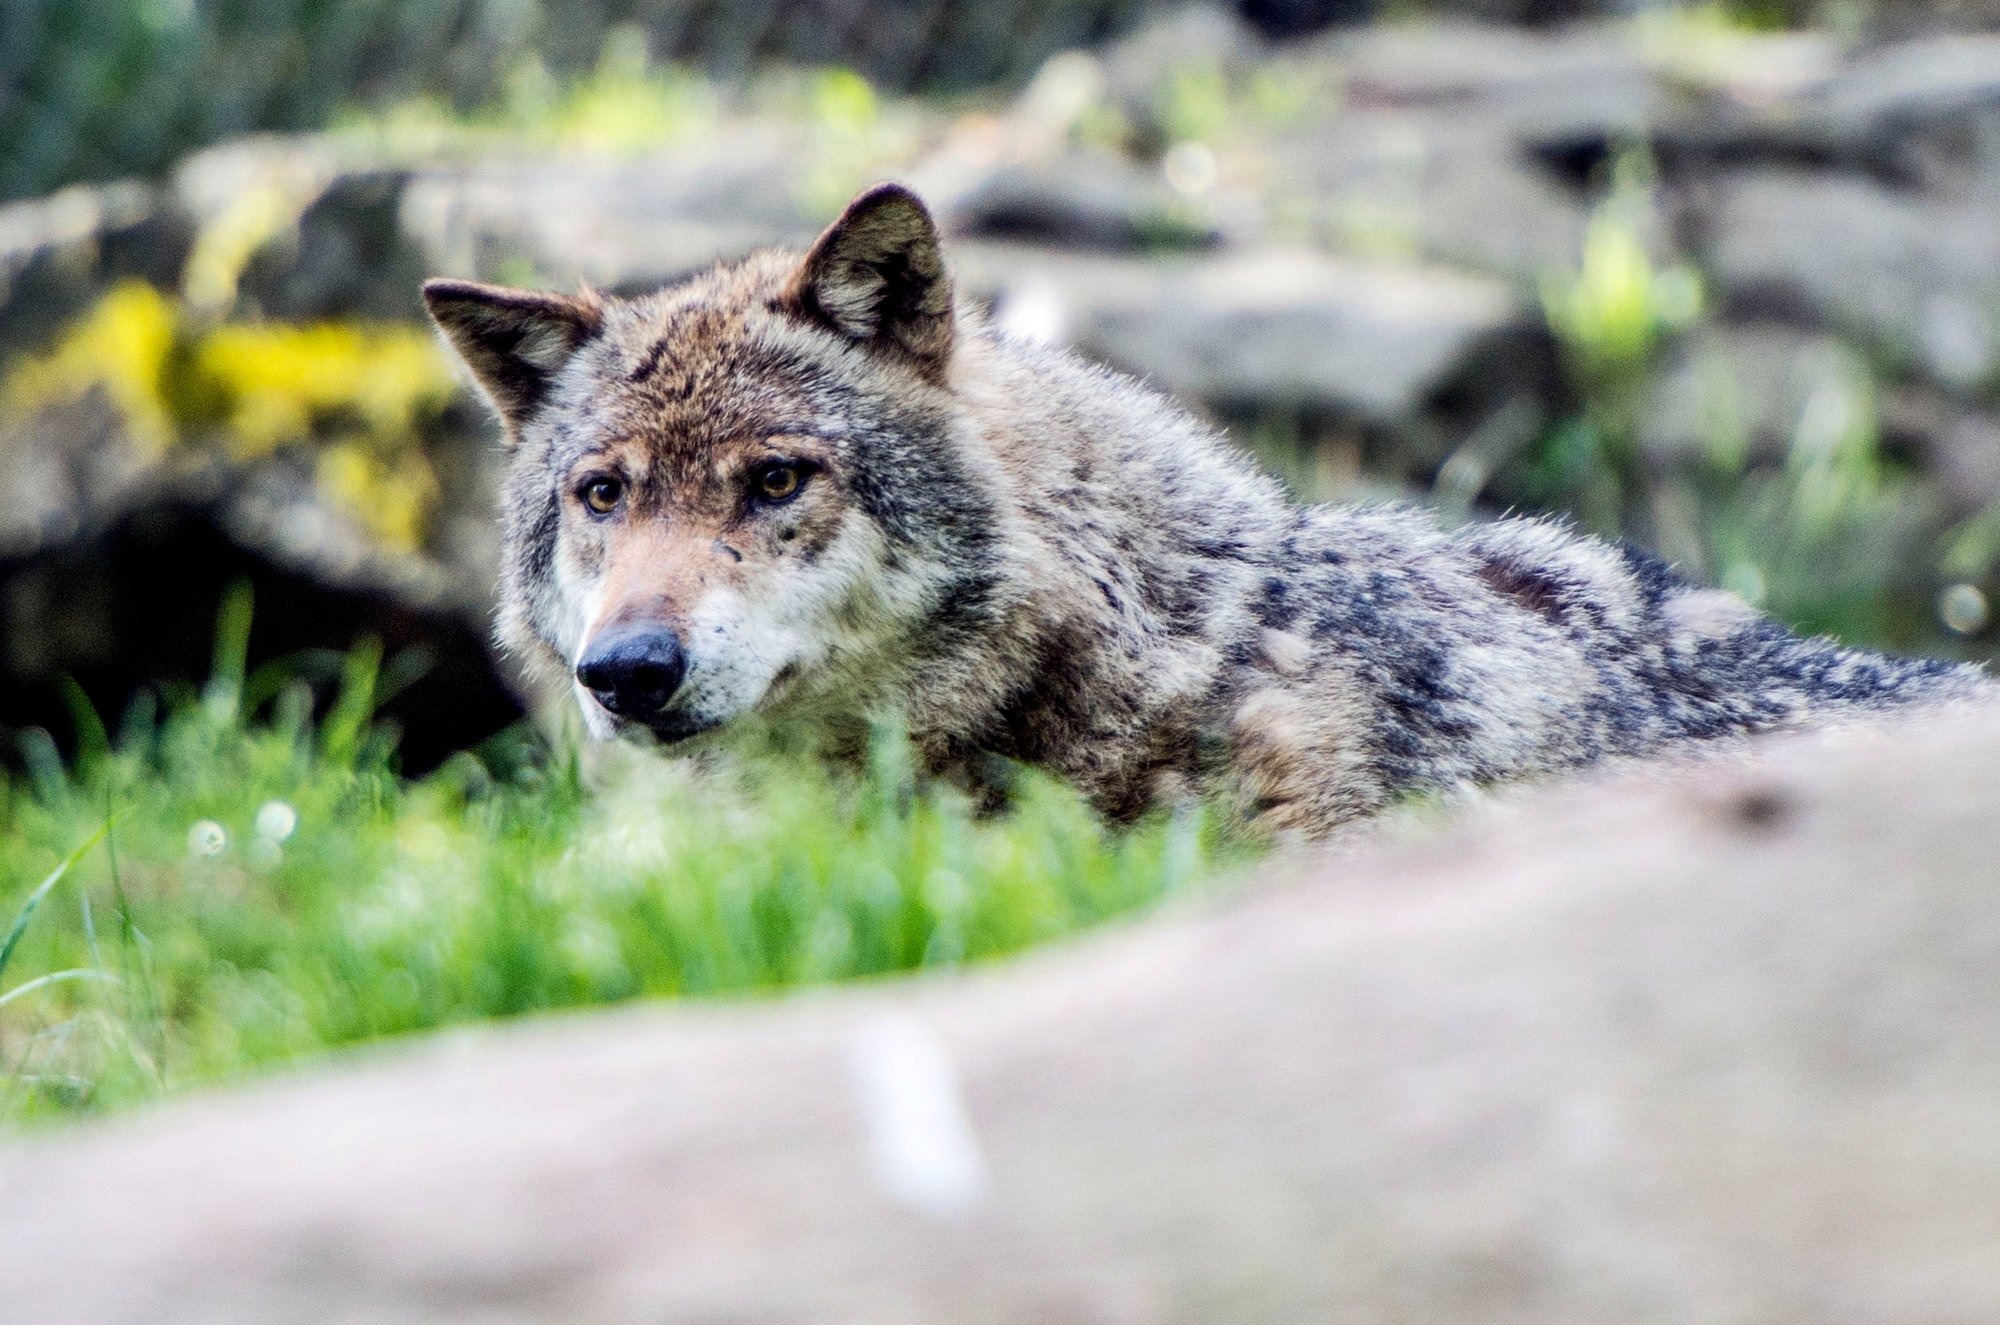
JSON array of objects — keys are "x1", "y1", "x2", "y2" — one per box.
[{"x1": 423, "y1": 183, "x2": 1989, "y2": 836}]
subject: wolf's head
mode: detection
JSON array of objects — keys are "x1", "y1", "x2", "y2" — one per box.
[{"x1": 424, "y1": 185, "x2": 1003, "y2": 744}]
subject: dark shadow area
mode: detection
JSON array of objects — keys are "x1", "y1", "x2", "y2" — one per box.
[{"x1": 0, "y1": 502, "x2": 524, "y2": 775}]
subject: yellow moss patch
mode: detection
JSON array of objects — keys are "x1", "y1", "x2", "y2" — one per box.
[
  {"x1": 192, "y1": 321, "x2": 455, "y2": 461},
  {"x1": 2, "y1": 281, "x2": 183, "y2": 456},
  {"x1": 182, "y1": 181, "x2": 308, "y2": 314},
  {"x1": 316, "y1": 441, "x2": 441, "y2": 554},
  {"x1": 2, "y1": 282, "x2": 459, "y2": 552}
]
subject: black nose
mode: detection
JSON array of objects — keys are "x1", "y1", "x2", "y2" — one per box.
[{"x1": 575, "y1": 628, "x2": 688, "y2": 719}]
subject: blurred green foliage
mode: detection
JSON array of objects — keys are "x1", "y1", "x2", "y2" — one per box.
[
  {"x1": 2, "y1": 0, "x2": 471, "y2": 202},
  {"x1": 1536, "y1": 157, "x2": 1703, "y2": 531},
  {"x1": 1524, "y1": 159, "x2": 1983, "y2": 657},
  {"x1": 332, "y1": 22, "x2": 726, "y2": 159},
  {"x1": 339, "y1": 41, "x2": 920, "y2": 221},
  {"x1": 0, "y1": 0, "x2": 1161, "y2": 204}
]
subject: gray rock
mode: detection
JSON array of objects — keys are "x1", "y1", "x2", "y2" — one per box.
[
  {"x1": 0, "y1": 139, "x2": 523, "y2": 765},
  {"x1": 1796, "y1": 35, "x2": 2000, "y2": 181},
  {"x1": 1805, "y1": 34, "x2": 2000, "y2": 127},
  {"x1": 941, "y1": 151, "x2": 1224, "y2": 252},
  {"x1": 0, "y1": 393, "x2": 161, "y2": 561},
  {"x1": 1319, "y1": 21, "x2": 1631, "y2": 98},
  {"x1": 238, "y1": 169, "x2": 427, "y2": 322},
  {"x1": 5, "y1": 706, "x2": 2000, "y2": 1323},
  {"x1": 1268, "y1": 108, "x2": 1588, "y2": 284},
  {"x1": 954, "y1": 242, "x2": 1553, "y2": 445},
  {"x1": 170, "y1": 136, "x2": 410, "y2": 317},
  {"x1": 1637, "y1": 321, "x2": 1876, "y2": 467},
  {"x1": 399, "y1": 142, "x2": 816, "y2": 292},
  {"x1": 1319, "y1": 21, "x2": 1667, "y2": 148},
  {"x1": 1698, "y1": 168, "x2": 2000, "y2": 393},
  {"x1": 165, "y1": 132, "x2": 817, "y2": 308},
  {"x1": 0, "y1": 179, "x2": 192, "y2": 361}
]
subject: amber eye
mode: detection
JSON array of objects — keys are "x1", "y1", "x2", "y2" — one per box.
[
  {"x1": 752, "y1": 462, "x2": 804, "y2": 504},
  {"x1": 579, "y1": 475, "x2": 624, "y2": 516}
]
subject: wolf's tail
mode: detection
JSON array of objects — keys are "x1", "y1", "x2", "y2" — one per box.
[{"x1": 1623, "y1": 541, "x2": 1992, "y2": 733}]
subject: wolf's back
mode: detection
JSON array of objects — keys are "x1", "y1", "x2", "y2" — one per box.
[{"x1": 1280, "y1": 508, "x2": 1991, "y2": 797}]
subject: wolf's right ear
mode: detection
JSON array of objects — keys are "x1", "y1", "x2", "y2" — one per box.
[
  {"x1": 422, "y1": 279, "x2": 601, "y2": 433},
  {"x1": 782, "y1": 183, "x2": 953, "y2": 381}
]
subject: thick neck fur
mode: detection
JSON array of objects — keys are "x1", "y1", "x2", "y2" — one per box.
[{"x1": 901, "y1": 316, "x2": 1290, "y2": 817}]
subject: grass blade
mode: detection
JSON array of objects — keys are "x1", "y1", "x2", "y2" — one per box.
[
  {"x1": 320, "y1": 637, "x2": 383, "y2": 769},
  {"x1": 0, "y1": 968, "x2": 119, "y2": 1012},
  {"x1": 205, "y1": 580, "x2": 255, "y2": 721},
  {"x1": 0, "y1": 825, "x2": 110, "y2": 985},
  {"x1": 57, "y1": 676, "x2": 112, "y2": 771},
  {"x1": 103, "y1": 812, "x2": 168, "y2": 1092}
]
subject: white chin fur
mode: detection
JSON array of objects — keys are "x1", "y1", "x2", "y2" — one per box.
[
  {"x1": 573, "y1": 681, "x2": 619, "y2": 739},
  {"x1": 679, "y1": 586, "x2": 801, "y2": 728},
  {"x1": 679, "y1": 516, "x2": 916, "y2": 728}
]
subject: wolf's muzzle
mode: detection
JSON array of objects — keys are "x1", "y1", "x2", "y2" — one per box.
[{"x1": 576, "y1": 627, "x2": 689, "y2": 720}]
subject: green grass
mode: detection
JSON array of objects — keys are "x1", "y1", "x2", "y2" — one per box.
[
  {"x1": 333, "y1": 38, "x2": 923, "y2": 221},
  {"x1": 0, "y1": 595, "x2": 1246, "y2": 1127},
  {"x1": 1517, "y1": 150, "x2": 1996, "y2": 663}
]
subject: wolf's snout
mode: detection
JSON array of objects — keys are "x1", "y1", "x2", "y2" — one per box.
[{"x1": 576, "y1": 628, "x2": 688, "y2": 719}]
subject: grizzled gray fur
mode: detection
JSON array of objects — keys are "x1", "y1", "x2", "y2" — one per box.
[{"x1": 423, "y1": 183, "x2": 1990, "y2": 837}]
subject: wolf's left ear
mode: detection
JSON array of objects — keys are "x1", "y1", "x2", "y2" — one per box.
[
  {"x1": 422, "y1": 279, "x2": 602, "y2": 434},
  {"x1": 783, "y1": 183, "x2": 953, "y2": 380}
]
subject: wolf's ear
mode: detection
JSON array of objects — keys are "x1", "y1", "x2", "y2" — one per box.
[
  {"x1": 783, "y1": 183, "x2": 953, "y2": 379},
  {"x1": 422, "y1": 279, "x2": 601, "y2": 433}
]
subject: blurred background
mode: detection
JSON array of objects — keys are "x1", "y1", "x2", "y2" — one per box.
[
  {"x1": 4, "y1": 0, "x2": 2000, "y2": 772},
  {"x1": 10, "y1": 8, "x2": 2000, "y2": 1292}
]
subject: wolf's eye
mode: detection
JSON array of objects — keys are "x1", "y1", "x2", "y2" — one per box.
[
  {"x1": 579, "y1": 475, "x2": 624, "y2": 516},
  {"x1": 751, "y1": 462, "x2": 804, "y2": 504}
]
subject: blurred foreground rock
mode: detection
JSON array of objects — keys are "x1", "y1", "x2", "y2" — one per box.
[{"x1": 4, "y1": 705, "x2": 1999, "y2": 1323}]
